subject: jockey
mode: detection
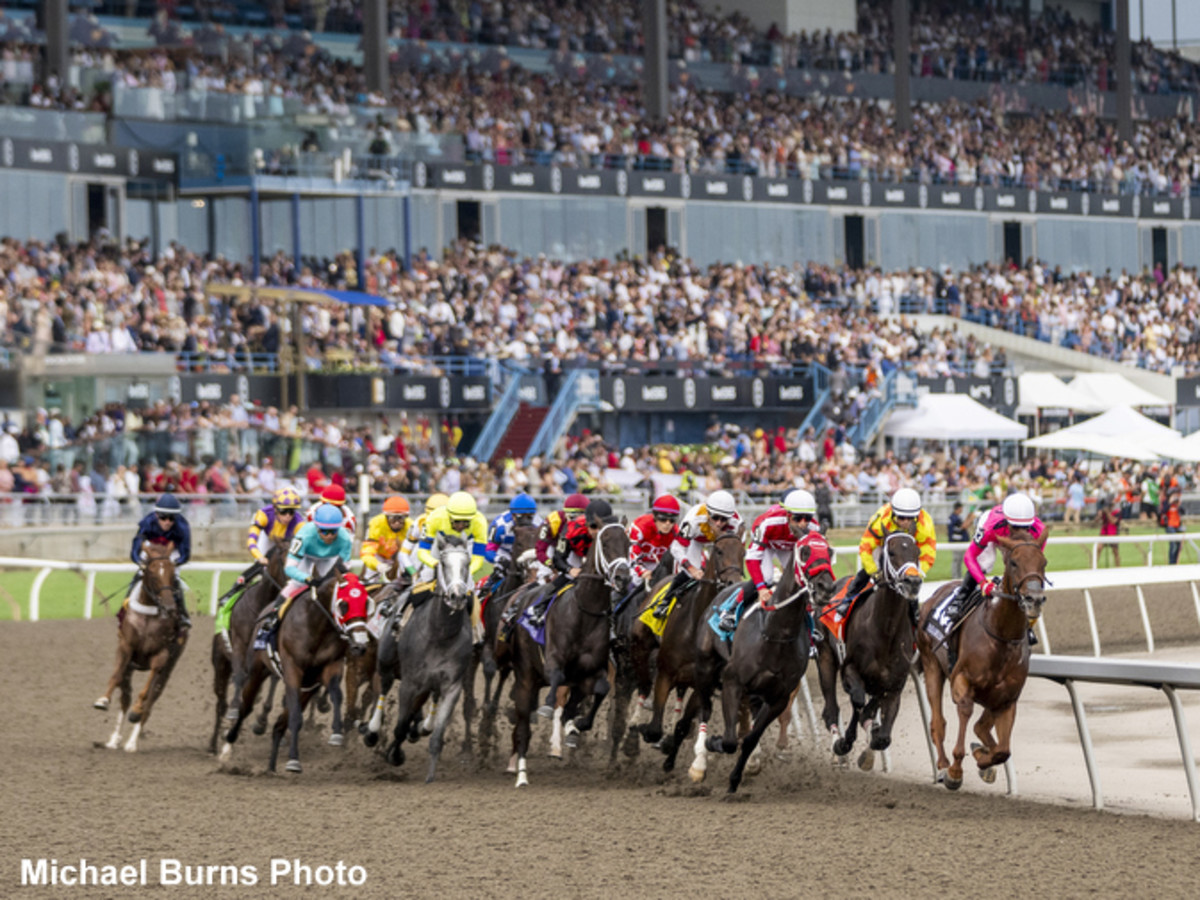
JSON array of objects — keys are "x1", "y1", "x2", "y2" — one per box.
[
  {"x1": 482, "y1": 493, "x2": 544, "y2": 593},
  {"x1": 415, "y1": 490, "x2": 489, "y2": 584},
  {"x1": 305, "y1": 483, "x2": 357, "y2": 535},
  {"x1": 526, "y1": 498, "x2": 611, "y2": 628},
  {"x1": 628, "y1": 494, "x2": 681, "y2": 587},
  {"x1": 944, "y1": 492, "x2": 1045, "y2": 637},
  {"x1": 361, "y1": 495, "x2": 413, "y2": 584},
  {"x1": 129, "y1": 492, "x2": 192, "y2": 628},
  {"x1": 246, "y1": 487, "x2": 302, "y2": 565},
  {"x1": 842, "y1": 487, "x2": 936, "y2": 605},
  {"x1": 400, "y1": 492, "x2": 449, "y2": 578},
  {"x1": 653, "y1": 489, "x2": 744, "y2": 621},
  {"x1": 534, "y1": 492, "x2": 590, "y2": 583},
  {"x1": 257, "y1": 503, "x2": 354, "y2": 642},
  {"x1": 719, "y1": 489, "x2": 819, "y2": 632}
]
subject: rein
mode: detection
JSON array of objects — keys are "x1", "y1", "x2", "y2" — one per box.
[
  {"x1": 698, "y1": 532, "x2": 745, "y2": 587},
  {"x1": 573, "y1": 522, "x2": 630, "y2": 617}
]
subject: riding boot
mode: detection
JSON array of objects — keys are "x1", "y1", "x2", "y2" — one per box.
[
  {"x1": 718, "y1": 581, "x2": 754, "y2": 632},
  {"x1": 845, "y1": 567, "x2": 872, "y2": 607},
  {"x1": 653, "y1": 571, "x2": 690, "y2": 618},
  {"x1": 254, "y1": 604, "x2": 279, "y2": 649}
]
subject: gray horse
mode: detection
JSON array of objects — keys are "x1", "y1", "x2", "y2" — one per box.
[{"x1": 364, "y1": 532, "x2": 474, "y2": 783}]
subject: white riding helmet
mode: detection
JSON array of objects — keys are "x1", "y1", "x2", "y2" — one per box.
[
  {"x1": 706, "y1": 490, "x2": 737, "y2": 519},
  {"x1": 891, "y1": 488, "x2": 922, "y2": 518},
  {"x1": 1002, "y1": 492, "x2": 1037, "y2": 527},
  {"x1": 783, "y1": 489, "x2": 817, "y2": 516}
]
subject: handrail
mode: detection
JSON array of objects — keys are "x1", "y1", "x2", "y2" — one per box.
[
  {"x1": 470, "y1": 372, "x2": 528, "y2": 462},
  {"x1": 797, "y1": 363, "x2": 831, "y2": 438},
  {"x1": 848, "y1": 370, "x2": 898, "y2": 447},
  {"x1": 524, "y1": 368, "x2": 596, "y2": 463}
]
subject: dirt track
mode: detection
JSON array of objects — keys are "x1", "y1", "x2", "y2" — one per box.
[{"x1": 2, "y1": 617, "x2": 1199, "y2": 900}]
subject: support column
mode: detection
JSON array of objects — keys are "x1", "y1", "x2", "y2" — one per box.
[
  {"x1": 643, "y1": 0, "x2": 669, "y2": 123},
  {"x1": 355, "y1": 194, "x2": 366, "y2": 290},
  {"x1": 893, "y1": 0, "x2": 912, "y2": 132},
  {"x1": 249, "y1": 184, "x2": 261, "y2": 281},
  {"x1": 363, "y1": 0, "x2": 389, "y2": 96},
  {"x1": 40, "y1": 0, "x2": 69, "y2": 87},
  {"x1": 1116, "y1": 0, "x2": 1133, "y2": 145},
  {"x1": 291, "y1": 192, "x2": 302, "y2": 273}
]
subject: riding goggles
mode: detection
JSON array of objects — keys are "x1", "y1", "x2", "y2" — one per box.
[{"x1": 653, "y1": 513, "x2": 678, "y2": 523}]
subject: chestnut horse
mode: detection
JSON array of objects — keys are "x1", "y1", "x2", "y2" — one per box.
[
  {"x1": 210, "y1": 545, "x2": 285, "y2": 753},
  {"x1": 686, "y1": 533, "x2": 836, "y2": 792},
  {"x1": 93, "y1": 543, "x2": 188, "y2": 752},
  {"x1": 917, "y1": 534, "x2": 1047, "y2": 790},
  {"x1": 629, "y1": 531, "x2": 746, "y2": 746},
  {"x1": 816, "y1": 531, "x2": 924, "y2": 770}
]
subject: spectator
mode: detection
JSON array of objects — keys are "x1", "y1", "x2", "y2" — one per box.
[
  {"x1": 1096, "y1": 495, "x2": 1122, "y2": 568},
  {"x1": 947, "y1": 500, "x2": 969, "y2": 579},
  {"x1": 1164, "y1": 488, "x2": 1184, "y2": 565}
]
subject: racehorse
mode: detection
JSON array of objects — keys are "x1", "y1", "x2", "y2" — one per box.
[
  {"x1": 364, "y1": 533, "x2": 474, "y2": 782},
  {"x1": 507, "y1": 519, "x2": 631, "y2": 787},
  {"x1": 210, "y1": 546, "x2": 285, "y2": 753},
  {"x1": 93, "y1": 543, "x2": 188, "y2": 753},
  {"x1": 816, "y1": 531, "x2": 924, "y2": 770},
  {"x1": 630, "y1": 531, "x2": 746, "y2": 746},
  {"x1": 686, "y1": 533, "x2": 836, "y2": 792},
  {"x1": 472, "y1": 524, "x2": 539, "y2": 722},
  {"x1": 917, "y1": 534, "x2": 1047, "y2": 789}
]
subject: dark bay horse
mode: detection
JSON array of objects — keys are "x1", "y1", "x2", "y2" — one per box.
[
  {"x1": 93, "y1": 543, "x2": 188, "y2": 752},
  {"x1": 473, "y1": 524, "x2": 539, "y2": 719},
  {"x1": 917, "y1": 534, "x2": 1047, "y2": 789},
  {"x1": 687, "y1": 533, "x2": 836, "y2": 792},
  {"x1": 364, "y1": 534, "x2": 475, "y2": 783},
  {"x1": 508, "y1": 520, "x2": 631, "y2": 787},
  {"x1": 211, "y1": 546, "x2": 285, "y2": 753},
  {"x1": 816, "y1": 531, "x2": 924, "y2": 771},
  {"x1": 630, "y1": 531, "x2": 746, "y2": 746}
]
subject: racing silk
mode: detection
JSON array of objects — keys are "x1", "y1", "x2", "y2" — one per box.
[
  {"x1": 417, "y1": 506, "x2": 489, "y2": 576},
  {"x1": 285, "y1": 521, "x2": 354, "y2": 583},
  {"x1": 965, "y1": 505, "x2": 1046, "y2": 583},
  {"x1": 553, "y1": 518, "x2": 594, "y2": 573},
  {"x1": 746, "y1": 504, "x2": 819, "y2": 588},
  {"x1": 670, "y1": 503, "x2": 745, "y2": 571},
  {"x1": 400, "y1": 511, "x2": 434, "y2": 570},
  {"x1": 486, "y1": 511, "x2": 545, "y2": 564},
  {"x1": 628, "y1": 512, "x2": 677, "y2": 583},
  {"x1": 246, "y1": 505, "x2": 300, "y2": 562},
  {"x1": 536, "y1": 509, "x2": 578, "y2": 565},
  {"x1": 361, "y1": 513, "x2": 412, "y2": 574},
  {"x1": 131, "y1": 512, "x2": 192, "y2": 565},
  {"x1": 858, "y1": 503, "x2": 937, "y2": 577},
  {"x1": 304, "y1": 500, "x2": 357, "y2": 535}
]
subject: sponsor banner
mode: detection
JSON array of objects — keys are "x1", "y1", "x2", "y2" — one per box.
[
  {"x1": 600, "y1": 375, "x2": 813, "y2": 412},
  {"x1": 306, "y1": 375, "x2": 491, "y2": 410},
  {"x1": 0, "y1": 138, "x2": 177, "y2": 183},
  {"x1": 171, "y1": 374, "x2": 282, "y2": 407},
  {"x1": 916, "y1": 374, "x2": 1020, "y2": 418},
  {"x1": 1142, "y1": 196, "x2": 1185, "y2": 219},
  {"x1": 627, "y1": 172, "x2": 685, "y2": 198},
  {"x1": 1037, "y1": 191, "x2": 1084, "y2": 216}
]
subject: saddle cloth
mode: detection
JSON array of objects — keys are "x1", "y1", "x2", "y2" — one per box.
[
  {"x1": 706, "y1": 590, "x2": 750, "y2": 643},
  {"x1": 636, "y1": 580, "x2": 678, "y2": 637},
  {"x1": 518, "y1": 584, "x2": 570, "y2": 646}
]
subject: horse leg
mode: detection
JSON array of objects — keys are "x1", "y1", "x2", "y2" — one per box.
[
  {"x1": 576, "y1": 671, "x2": 609, "y2": 733},
  {"x1": 688, "y1": 686, "x2": 716, "y2": 782},
  {"x1": 323, "y1": 663, "x2": 344, "y2": 746},
  {"x1": 712, "y1": 674, "x2": 743, "y2": 755},
  {"x1": 976, "y1": 704, "x2": 1016, "y2": 774},
  {"x1": 608, "y1": 664, "x2": 633, "y2": 765},
  {"x1": 223, "y1": 658, "x2": 268, "y2": 754},
  {"x1": 460, "y1": 653, "x2": 477, "y2": 758},
  {"x1": 387, "y1": 681, "x2": 418, "y2": 767},
  {"x1": 344, "y1": 656, "x2": 362, "y2": 727},
  {"x1": 253, "y1": 674, "x2": 279, "y2": 736},
  {"x1": 833, "y1": 665, "x2": 866, "y2": 758},
  {"x1": 211, "y1": 642, "x2": 232, "y2": 754},
  {"x1": 95, "y1": 635, "x2": 133, "y2": 711},
  {"x1": 513, "y1": 677, "x2": 535, "y2": 787},
  {"x1": 729, "y1": 697, "x2": 786, "y2": 794},
  {"x1": 640, "y1": 669, "x2": 674, "y2": 745},
  {"x1": 364, "y1": 646, "x2": 398, "y2": 748},
  {"x1": 815, "y1": 639, "x2": 841, "y2": 746},
  {"x1": 945, "y1": 686, "x2": 974, "y2": 790},
  {"x1": 427, "y1": 681, "x2": 464, "y2": 783},
  {"x1": 921, "y1": 659, "x2": 952, "y2": 780},
  {"x1": 276, "y1": 660, "x2": 306, "y2": 774},
  {"x1": 663, "y1": 690, "x2": 700, "y2": 773},
  {"x1": 549, "y1": 704, "x2": 566, "y2": 760},
  {"x1": 870, "y1": 689, "x2": 903, "y2": 752},
  {"x1": 105, "y1": 662, "x2": 133, "y2": 750}
]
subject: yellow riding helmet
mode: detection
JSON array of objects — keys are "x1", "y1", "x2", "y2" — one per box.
[
  {"x1": 446, "y1": 491, "x2": 477, "y2": 520},
  {"x1": 425, "y1": 493, "x2": 449, "y2": 513}
]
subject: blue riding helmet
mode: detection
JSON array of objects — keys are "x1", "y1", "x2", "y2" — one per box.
[
  {"x1": 314, "y1": 503, "x2": 343, "y2": 530},
  {"x1": 154, "y1": 493, "x2": 183, "y2": 515},
  {"x1": 509, "y1": 493, "x2": 537, "y2": 514}
]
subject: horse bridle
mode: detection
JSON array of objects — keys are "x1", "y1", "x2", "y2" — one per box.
[
  {"x1": 578, "y1": 522, "x2": 631, "y2": 590},
  {"x1": 880, "y1": 531, "x2": 923, "y2": 601},
  {"x1": 436, "y1": 543, "x2": 474, "y2": 612},
  {"x1": 994, "y1": 538, "x2": 1049, "y2": 620},
  {"x1": 700, "y1": 531, "x2": 745, "y2": 586},
  {"x1": 762, "y1": 542, "x2": 816, "y2": 613}
]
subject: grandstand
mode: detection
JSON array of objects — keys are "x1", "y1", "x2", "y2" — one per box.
[{"x1": 0, "y1": 0, "x2": 1198, "y2": 539}]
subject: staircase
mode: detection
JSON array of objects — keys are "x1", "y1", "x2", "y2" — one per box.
[
  {"x1": 493, "y1": 403, "x2": 549, "y2": 463},
  {"x1": 848, "y1": 370, "x2": 899, "y2": 447}
]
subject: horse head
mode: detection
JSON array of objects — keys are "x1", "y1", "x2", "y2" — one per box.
[
  {"x1": 998, "y1": 531, "x2": 1048, "y2": 625},
  {"x1": 434, "y1": 532, "x2": 474, "y2": 612},
  {"x1": 590, "y1": 518, "x2": 632, "y2": 595},
  {"x1": 794, "y1": 532, "x2": 836, "y2": 607},
  {"x1": 333, "y1": 573, "x2": 373, "y2": 657},
  {"x1": 142, "y1": 543, "x2": 176, "y2": 609},
  {"x1": 880, "y1": 531, "x2": 924, "y2": 620},
  {"x1": 510, "y1": 524, "x2": 540, "y2": 584},
  {"x1": 704, "y1": 530, "x2": 747, "y2": 587}
]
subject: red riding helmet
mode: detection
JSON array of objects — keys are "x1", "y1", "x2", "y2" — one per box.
[
  {"x1": 564, "y1": 493, "x2": 589, "y2": 512},
  {"x1": 651, "y1": 494, "x2": 681, "y2": 516},
  {"x1": 321, "y1": 484, "x2": 347, "y2": 506}
]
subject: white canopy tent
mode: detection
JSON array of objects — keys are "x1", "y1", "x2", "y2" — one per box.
[
  {"x1": 1014, "y1": 372, "x2": 1107, "y2": 416},
  {"x1": 1023, "y1": 405, "x2": 1200, "y2": 461},
  {"x1": 1068, "y1": 373, "x2": 1173, "y2": 411},
  {"x1": 883, "y1": 394, "x2": 1028, "y2": 442}
]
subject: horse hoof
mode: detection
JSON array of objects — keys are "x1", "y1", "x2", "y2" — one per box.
[
  {"x1": 536, "y1": 705, "x2": 554, "y2": 719},
  {"x1": 688, "y1": 766, "x2": 707, "y2": 784},
  {"x1": 515, "y1": 773, "x2": 529, "y2": 788},
  {"x1": 251, "y1": 722, "x2": 266, "y2": 736},
  {"x1": 93, "y1": 697, "x2": 109, "y2": 711},
  {"x1": 285, "y1": 759, "x2": 302, "y2": 774},
  {"x1": 316, "y1": 696, "x2": 331, "y2": 714},
  {"x1": 328, "y1": 732, "x2": 344, "y2": 747},
  {"x1": 944, "y1": 774, "x2": 963, "y2": 791},
  {"x1": 127, "y1": 710, "x2": 142, "y2": 724},
  {"x1": 857, "y1": 749, "x2": 876, "y2": 772},
  {"x1": 506, "y1": 755, "x2": 518, "y2": 775},
  {"x1": 564, "y1": 733, "x2": 580, "y2": 750},
  {"x1": 745, "y1": 755, "x2": 763, "y2": 777},
  {"x1": 832, "y1": 737, "x2": 851, "y2": 757},
  {"x1": 979, "y1": 766, "x2": 998, "y2": 785},
  {"x1": 363, "y1": 731, "x2": 379, "y2": 749}
]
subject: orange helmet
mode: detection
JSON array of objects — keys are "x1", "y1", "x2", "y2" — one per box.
[
  {"x1": 383, "y1": 495, "x2": 410, "y2": 516},
  {"x1": 321, "y1": 484, "x2": 347, "y2": 506}
]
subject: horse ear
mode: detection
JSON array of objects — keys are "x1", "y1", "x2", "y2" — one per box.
[{"x1": 621, "y1": 515, "x2": 628, "y2": 527}]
